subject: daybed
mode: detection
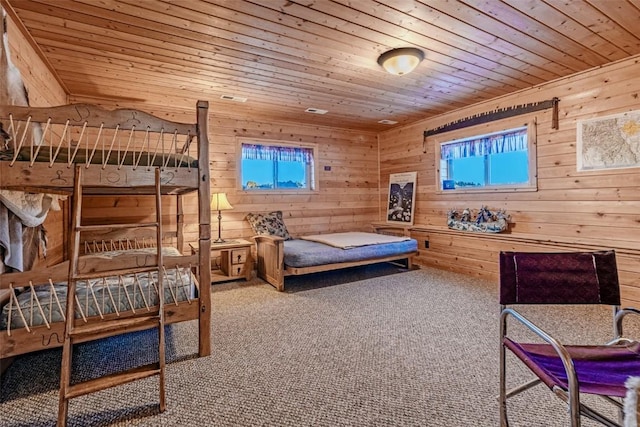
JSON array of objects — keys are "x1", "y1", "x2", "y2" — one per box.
[
  {"x1": 0, "y1": 102, "x2": 212, "y2": 359},
  {"x1": 247, "y1": 211, "x2": 418, "y2": 291}
]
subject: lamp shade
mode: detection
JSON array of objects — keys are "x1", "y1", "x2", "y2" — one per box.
[
  {"x1": 211, "y1": 193, "x2": 233, "y2": 211},
  {"x1": 377, "y1": 47, "x2": 424, "y2": 76}
]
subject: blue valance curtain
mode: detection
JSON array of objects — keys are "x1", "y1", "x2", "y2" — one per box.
[
  {"x1": 441, "y1": 128, "x2": 527, "y2": 160},
  {"x1": 241, "y1": 144, "x2": 313, "y2": 163}
]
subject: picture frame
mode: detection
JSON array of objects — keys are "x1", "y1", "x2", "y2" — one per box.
[
  {"x1": 577, "y1": 109, "x2": 640, "y2": 171},
  {"x1": 387, "y1": 171, "x2": 417, "y2": 225}
]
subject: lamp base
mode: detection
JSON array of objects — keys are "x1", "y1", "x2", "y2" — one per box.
[{"x1": 214, "y1": 210, "x2": 226, "y2": 244}]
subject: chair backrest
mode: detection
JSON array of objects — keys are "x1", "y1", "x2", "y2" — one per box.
[{"x1": 499, "y1": 250, "x2": 620, "y2": 305}]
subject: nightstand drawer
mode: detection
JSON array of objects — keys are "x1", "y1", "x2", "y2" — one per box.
[
  {"x1": 230, "y1": 249, "x2": 247, "y2": 265},
  {"x1": 228, "y1": 264, "x2": 246, "y2": 277},
  {"x1": 221, "y1": 260, "x2": 246, "y2": 277},
  {"x1": 221, "y1": 249, "x2": 247, "y2": 268}
]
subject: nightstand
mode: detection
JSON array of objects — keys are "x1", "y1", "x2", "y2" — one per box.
[{"x1": 190, "y1": 239, "x2": 253, "y2": 283}]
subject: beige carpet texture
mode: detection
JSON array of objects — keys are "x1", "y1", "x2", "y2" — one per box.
[{"x1": 0, "y1": 264, "x2": 630, "y2": 426}]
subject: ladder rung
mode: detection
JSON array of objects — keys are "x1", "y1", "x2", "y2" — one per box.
[
  {"x1": 73, "y1": 265, "x2": 160, "y2": 280},
  {"x1": 77, "y1": 222, "x2": 158, "y2": 232},
  {"x1": 70, "y1": 315, "x2": 160, "y2": 339},
  {"x1": 65, "y1": 362, "x2": 161, "y2": 399}
]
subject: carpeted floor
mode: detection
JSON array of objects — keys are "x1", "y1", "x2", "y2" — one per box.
[{"x1": 0, "y1": 264, "x2": 630, "y2": 426}]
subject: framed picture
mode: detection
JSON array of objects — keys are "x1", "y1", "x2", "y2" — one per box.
[
  {"x1": 387, "y1": 171, "x2": 417, "y2": 225},
  {"x1": 577, "y1": 109, "x2": 640, "y2": 171}
]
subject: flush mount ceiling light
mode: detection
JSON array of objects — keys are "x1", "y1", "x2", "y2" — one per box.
[
  {"x1": 377, "y1": 47, "x2": 424, "y2": 76},
  {"x1": 305, "y1": 107, "x2": 328, "y2": 114}
]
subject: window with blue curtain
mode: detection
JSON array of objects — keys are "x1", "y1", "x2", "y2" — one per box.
[
  {"x1": 240, "y1": 142, "x2": 316, "y2": 191},
  {"x1": 439, "y1": 126, "x2": 534, "y2": 191}
]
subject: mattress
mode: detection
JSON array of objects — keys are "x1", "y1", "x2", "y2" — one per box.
[
  {"x1": 283, "y1": 237, "x2": 418, "y2": 268},
  {"x1": 1, "y1": 247, "x2": 197, "y2": 330}
]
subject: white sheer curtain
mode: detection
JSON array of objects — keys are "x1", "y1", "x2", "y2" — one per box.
[
  {"x1": 241, "y1": 144, "x2": 313, "y2": 163},
  {"x1": 441, "y1": 127, "x2": 527, "y2": 160}
]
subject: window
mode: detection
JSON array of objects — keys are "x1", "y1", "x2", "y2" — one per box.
[
  {"x1": 239, "y1": 140, "x2": 318, "y2": 192},
  {"x1": 437, "y1": 125, "x2": 536, "y2": 192}
]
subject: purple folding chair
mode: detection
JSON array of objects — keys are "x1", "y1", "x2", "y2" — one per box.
[{"x1": 499, "y1": 250, "x2": 640, "y2": 427}]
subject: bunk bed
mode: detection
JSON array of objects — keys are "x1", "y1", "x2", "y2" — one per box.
[{"x1": 0, "y1": 101, "x2": 212, "y2": 361}]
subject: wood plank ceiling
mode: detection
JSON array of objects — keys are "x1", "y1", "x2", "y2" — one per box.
[{"x1": 4, "y1": 0, "x2": 640, "y2": 131}]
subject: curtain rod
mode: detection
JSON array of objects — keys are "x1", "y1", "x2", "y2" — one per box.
[{"x1": 424, "y1": 97, "x2": 559, "y2": 138}]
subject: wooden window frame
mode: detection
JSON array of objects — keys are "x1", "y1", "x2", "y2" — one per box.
[
  {"x1": 236, "y1": 138, "x2": 319, "y2": 194},
  {"x1": 434, "y1": 119, "x2": 538, "y2": 194}
]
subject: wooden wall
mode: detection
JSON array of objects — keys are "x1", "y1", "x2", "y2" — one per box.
[
  {"x1": 379, "y1": 55, "x2": 640, "y2": 307},
  {"x1": 191, "y1": 117, "x2": 380, "y2": 244},
  {"x1": 69, "y1": 103, "x2": 381, "y2": 250},
  {"x1": 4, "y1": 13, "x2": 67, "y2": 266}
]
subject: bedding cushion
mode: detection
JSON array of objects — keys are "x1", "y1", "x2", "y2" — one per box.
[
  {"x1": 246, "y1": 211, "x2": 292, "y2": 240},
  {"x1": 283, "y1": 238, "x2": 418, "y2": 268}
]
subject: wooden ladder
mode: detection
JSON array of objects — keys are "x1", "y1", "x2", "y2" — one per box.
[{"x1": 57, "y1": 166, "x2": 166, "y2": 427}]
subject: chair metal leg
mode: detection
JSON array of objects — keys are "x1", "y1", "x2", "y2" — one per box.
[
  {"x1": 499, "y1": 361, "x2": 508, "y2": 425},
  {"x1": 504, "y1": 378, "x2": 542, "y2": 399},
  {"x1": 554, "y1": 388, "x2": 622, "y2": 427},
  {"x1": 499, "y1": 315, "x2": 509, "y2": 427}
]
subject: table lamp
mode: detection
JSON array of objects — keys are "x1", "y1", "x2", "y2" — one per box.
[{"x1": 211, "y1": 192, "x2": 233, "y2": 243}]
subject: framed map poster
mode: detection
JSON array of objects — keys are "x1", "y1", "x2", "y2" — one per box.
[
  {"x1": 577, "y1": 110, "x2": 640, "y2": 171},
  {"x1": 387, "y1": 171, "x2": 417, "y2": 225}
]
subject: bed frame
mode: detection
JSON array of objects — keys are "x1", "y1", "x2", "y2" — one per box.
[
  {"x1": 0, "y1": 101, "x2": 212, "y2": 361},
  {"x1": 254, "y1": 225, "x2": 417, "y2": 292}
]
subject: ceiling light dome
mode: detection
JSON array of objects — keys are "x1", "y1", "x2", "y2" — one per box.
[{"x1": 377, "y1": 47, "x2": 424, "y2": 76}]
